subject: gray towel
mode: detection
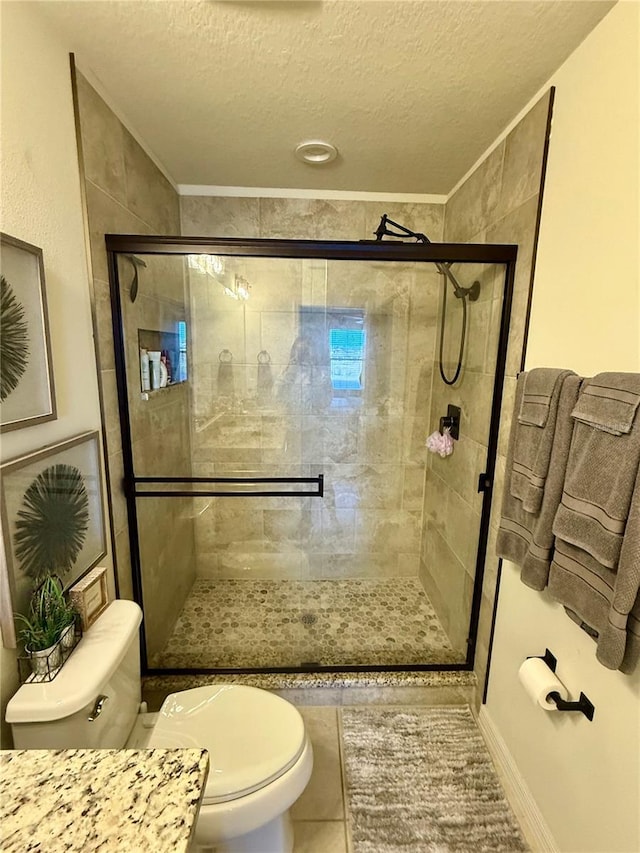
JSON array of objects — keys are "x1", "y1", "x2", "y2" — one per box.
[
  {"x1": 548, "y1": 460, "x2": 640, "y2": 671},
  {"x1": 571, "y1": 372, "x2": 640, "y2": 435},
  {"x1": 511, "y1": 369, "x2": 576, "y2": 513},
  {"x1": 497, "y1": 374, "x2": 582, "y2": 590},
  {"x1": 599, "y1": 461, "x2": 640, "y2": 671},
  {"x1": 518, "y1": 367, "x2": 568, "y2": 427},
  {"x1": 553, "y1": 373, "x2": 640, "y2": 568},
  {"x1": 622, "y1": 593, "x2": 640, "y2": 674}
]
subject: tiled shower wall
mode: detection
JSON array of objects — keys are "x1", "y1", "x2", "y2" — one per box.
[
  {"x1": 420, "y1": 258, "x2": 503, "y2": 650},
  {"x1": 421, "y1": 92, "x2": 553, "y2": 687},
  {"x1": 181, "y1": 201, "x2": 444, "y2": 584},
  {"x1": 74, "y1": 73, "x2": 196, "y2": 658}
]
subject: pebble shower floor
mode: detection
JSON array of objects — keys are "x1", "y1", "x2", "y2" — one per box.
[{"x1": 150, "y1": 578, "x2": 460, "y2": 669}]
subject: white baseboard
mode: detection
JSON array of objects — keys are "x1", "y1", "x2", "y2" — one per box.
[{"x1": 476, "y1": 706, "x2": 559, "y2": 853}]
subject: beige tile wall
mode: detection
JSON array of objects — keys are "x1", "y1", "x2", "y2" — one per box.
[
  {"x1": 420, "y1": 91, "x2": 553, "y2": 690},
  {"x1": 181, "y1": 199, "x2": 444, "y2": 584},
  {"x1": 420, "y1": 259, "x2": 503, "y2": 652},
  {"x1": 74, "y1": 72, "x2": 196, "y2": 659}
]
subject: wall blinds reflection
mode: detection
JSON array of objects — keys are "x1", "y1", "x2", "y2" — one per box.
[{"x1": 330, "y1": 327, "x2": 366, "y2": 391}]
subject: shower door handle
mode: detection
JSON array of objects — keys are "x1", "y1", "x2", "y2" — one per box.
[{"x1": 131, "y1": 474, "x2": 324, "y2": 498}]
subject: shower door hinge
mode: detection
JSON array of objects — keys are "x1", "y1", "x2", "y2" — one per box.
[{"x1": 477, "y1": 473, "x2": 492, "y2": 493}]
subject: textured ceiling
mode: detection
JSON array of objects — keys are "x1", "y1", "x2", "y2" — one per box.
[{"x1": 37, "y1": 0, "x2": 615, "y2": 194}]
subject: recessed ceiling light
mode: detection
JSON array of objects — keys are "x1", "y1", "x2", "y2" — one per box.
[{"x1": 295, "y1": 140, "x2": 338, "y2": 165}]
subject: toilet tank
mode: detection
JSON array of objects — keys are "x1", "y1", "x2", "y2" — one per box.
[{"x1": 6, "y1": 600, "x2": 143, "y2": 750}]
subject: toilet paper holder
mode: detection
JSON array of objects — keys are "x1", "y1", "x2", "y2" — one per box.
[{"x1": 528, "y1": 649, "x2": 595, "y2": 721}]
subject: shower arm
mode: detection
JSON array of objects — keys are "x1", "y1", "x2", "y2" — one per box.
[{"x1": 373, "y1": 214, "x2": 479, "y2": 300}]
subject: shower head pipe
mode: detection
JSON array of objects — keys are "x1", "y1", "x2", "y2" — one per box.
[{"x1": 374, "y1": 214, "x2": 479, "y2": 301}]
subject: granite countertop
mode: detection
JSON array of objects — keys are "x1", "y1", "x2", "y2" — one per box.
[
  {"x1": 0, "y1": 748, "x2": 209, "y2": 853},
  {"x1": 144, "y1": 668, "x2": 477, "y2": 692}
]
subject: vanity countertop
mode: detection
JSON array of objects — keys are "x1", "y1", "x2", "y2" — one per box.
[{"x1": 0, "y1": 748, "x2": 209, "y2": 853}]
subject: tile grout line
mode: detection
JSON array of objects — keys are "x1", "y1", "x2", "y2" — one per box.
[
  {"x1": 85, "y1": 176, "x2": 155, "y2": 234},
  {"x1": 336, "y1": 706, "x2": 353, "y2": 853}
]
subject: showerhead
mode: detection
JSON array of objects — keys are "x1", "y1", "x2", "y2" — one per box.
[
  {"x1": 123, "y1": 254, "x2": 147, "y2": 303},
  {"x1": 373, "y1": 213, "x2": 429, "y2": 244},
  {"x1": 372, "y1": 214, "x2": 480, "y2": 301}
]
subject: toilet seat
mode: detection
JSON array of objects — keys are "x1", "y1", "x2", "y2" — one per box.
[{"x1": 147, "y1": 684, "x2": 306, "y2": 805}]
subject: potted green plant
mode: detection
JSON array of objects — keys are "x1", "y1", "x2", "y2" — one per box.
[
  {"x1": 15, "y1": 575, "x2": 77, "y2": 676},
  {"x1": 46, "y1": 574, "x2": 77, "y2": 650}
]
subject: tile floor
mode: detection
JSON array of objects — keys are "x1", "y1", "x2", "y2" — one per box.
[
  {"x1": 152, "y1": 578, "x2": 462, "y2": 669},
  {"x1": 291, "y1": 706, "x2": 350, "y2": 853}
]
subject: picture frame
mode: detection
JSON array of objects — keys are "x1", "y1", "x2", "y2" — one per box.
[
  {"x1": 0, "y1": 431, "x2": 106, "y2": 648},
  {"x1": 69, "y1": 566, "x2": 110, "y2": 631},
  {"x1": 0, "y1": 232, "x2": 57, "y2": 432}
]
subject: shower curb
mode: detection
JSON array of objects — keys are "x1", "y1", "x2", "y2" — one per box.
[{"x1": 142, "y1": 670, "x2": 477, "y2": 710}]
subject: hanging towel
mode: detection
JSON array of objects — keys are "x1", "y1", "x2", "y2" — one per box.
[
  {"x1": 548, "y1": 461, "x2": 640, "y2": 672},
  {"x1": 518, "y1": 367, "x2": 567, "y2": 427},
  {"x1": 496, "y1": 372, "x2": 581, "y2": 590},
  {"x1": 571, "y1": 372, "x2": 640, "y2": 435},
  {"x1": 601, "y1": 467, "x2": 640, "y2": 672},
  {"x1": 552, "y1": 373, "x2": 640, "y2": 568},
  {"x1": 622, "y1": 592, "x2": 640, "y2": 674},
  {"x1": 511, "y1": 368, "x2": 577, "y2": 513}
]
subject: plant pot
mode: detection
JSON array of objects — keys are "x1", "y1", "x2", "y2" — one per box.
[
  {"x1": 59, "y1": 623, "x2": 76, "y2": 650},
  {"x1": 26, "y1": 642, "x2": 62, "y2": 677}
]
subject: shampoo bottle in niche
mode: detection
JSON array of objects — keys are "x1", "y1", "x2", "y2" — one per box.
[
  {"x1": 140, "y1": 348, "x2": 150, "y2": 392},
  {"x1": 161, "y1": 349, "x2": 172, "y2": 384},
  {"x1": 159, "y1": 356, "x2": 169, "y2": 388},
  {"x1": 148, "y1": 351, "x2": 162, "y2": 390}
]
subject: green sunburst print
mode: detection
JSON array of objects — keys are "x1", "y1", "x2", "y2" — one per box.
[
  {"x1": 0, "y1": 274, "x2": 30, "y2": 402},
  {"x1": 14, "y1": 464, "x2": 89, "y2": 579}
]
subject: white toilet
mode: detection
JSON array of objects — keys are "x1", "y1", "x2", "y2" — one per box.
[{"x1": 6, "y1": 600, "x2": 313, "y2": 853}]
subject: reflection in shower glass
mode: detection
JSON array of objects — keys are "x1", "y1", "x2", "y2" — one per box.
[{"x1": 330, "y1": 328, "x2": 366, "y2": 390}]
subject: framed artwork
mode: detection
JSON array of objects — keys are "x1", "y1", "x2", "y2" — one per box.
[
  {"x1": 0, "y1": 431, "x2": 106, "y2": 648},
  {"x1": 0, "y1": 232, "x2": 57, "y2": 432}
]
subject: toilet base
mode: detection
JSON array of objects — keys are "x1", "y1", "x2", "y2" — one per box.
[
  {"x1": 193, "y1": 809, "x2": 293, "y2": 853},
  {"x1": 191, "y1": 735, "x2": 312, "y2": 853}
]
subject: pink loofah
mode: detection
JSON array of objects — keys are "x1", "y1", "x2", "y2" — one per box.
[{"x1": 425, "y1": 428, "x2": 454, "y2": 457}]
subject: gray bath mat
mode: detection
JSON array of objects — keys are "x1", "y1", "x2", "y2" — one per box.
[{"x1": 341, "y1": 706, "x2": 528, "y2": 852}]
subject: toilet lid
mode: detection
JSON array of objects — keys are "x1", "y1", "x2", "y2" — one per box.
[{"x1": 147, "y1": 684, "x2": 306, "y2": 805}]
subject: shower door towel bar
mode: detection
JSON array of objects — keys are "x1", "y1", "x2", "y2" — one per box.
[{"x1": 131, "y1": 474, "x2": 324, "y2": 498}]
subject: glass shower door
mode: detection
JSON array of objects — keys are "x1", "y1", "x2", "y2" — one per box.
[{"x1": 110, "y1": 239, "x2": 514, "y2": 672}]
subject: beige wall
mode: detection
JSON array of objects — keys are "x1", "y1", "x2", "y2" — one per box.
[
  {"x1": 74, "y1": 72, "x2": 196, "y2": 660},
  {"x1": 0, "y1": 4, "x2": 110, "y2": 747},
  {"x1": 487, "y1": 4, "x2": 640, "y2": 852},
  {"x1": 421, "y1": 92, "x2": 552, "y2": 661},
  {"x1": 181, "y1": 199, "x2": 445, "y2": 594}
]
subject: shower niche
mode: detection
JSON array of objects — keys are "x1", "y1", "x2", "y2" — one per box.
[
  {"x1": 138, "y1": 325, "x2": 188, "y2": 392},
  {"x1": 107, "y1": 235, "x2": 516, "y2": 675}
]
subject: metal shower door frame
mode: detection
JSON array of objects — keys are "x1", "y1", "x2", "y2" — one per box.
[{"x1": 106, "y1": 235, "x2": 518, "y2": 676}]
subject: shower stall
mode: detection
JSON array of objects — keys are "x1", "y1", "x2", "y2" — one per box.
[{"x1": 107, "y1": 235, "x2": 516, "y2": 674}]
